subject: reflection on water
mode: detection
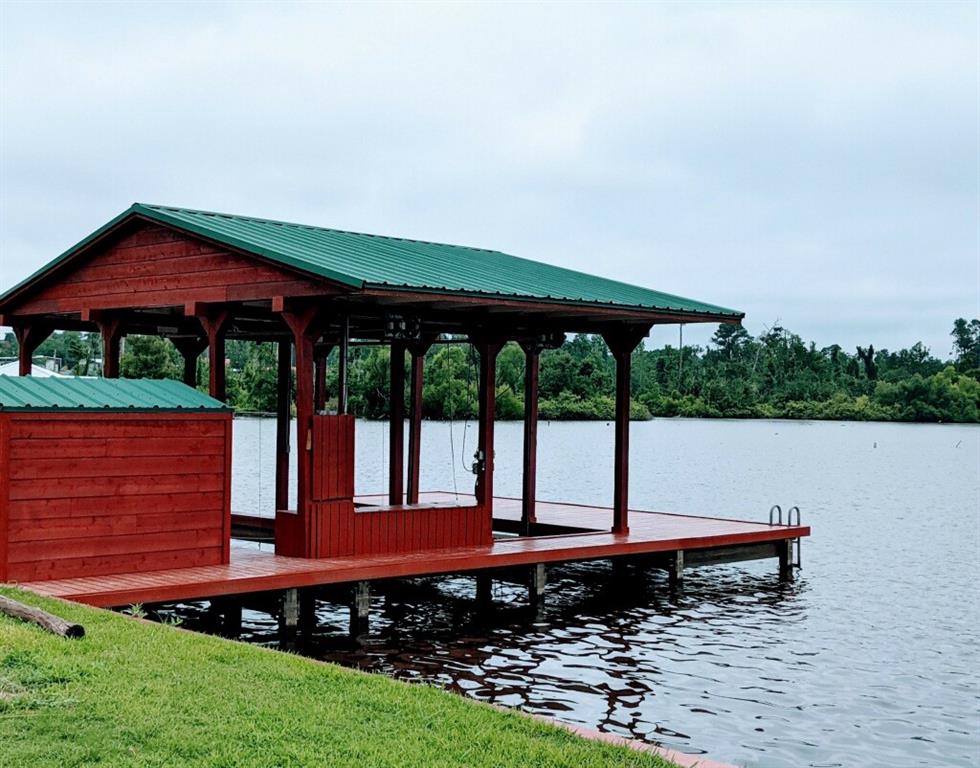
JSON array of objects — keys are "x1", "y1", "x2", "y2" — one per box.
[
  {"x1": 191, "y1": 418, "x2": 978, "y2": 767},
  {"x1": 169, "y1": 562, "x2": 811, "y2": 759}
]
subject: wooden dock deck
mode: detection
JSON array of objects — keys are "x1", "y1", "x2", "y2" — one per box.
[{"x1": 21, "y1": 493, "x2": 809, "y2": 607}]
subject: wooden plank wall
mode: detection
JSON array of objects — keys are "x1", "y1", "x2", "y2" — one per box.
[
  {"x1": 14, "y1": 221, "x2": 331, "y2": 314},
  {"x1": 312, "y1": 500, "x2": 356, "y2": 557},
  {"x1": 307, "y1": 414, "x2": 490, "y2": 557},
  {"x1": 312, "y1": 415, "x2": 355, "y2": 501},
  {"x1": 0, "y1": 415, "x2": 9, "y2": 582},
  {"x1": 351, "y1": 504, "x2": 490, "y2": 557},
  {"x1": 1, "y1": 412, "x2": 231, "y2": 581},
  {"x1": 308, "y1": 414, "x2": 356, "y2": 557}
]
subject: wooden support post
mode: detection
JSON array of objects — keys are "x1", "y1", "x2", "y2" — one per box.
[
  {"x1": 528, "y1": 563, "x2": 546, "y2": 610},
  {"x1": 407, "y1": 338, "x2": 433, "y2": 505},
  {"x1": 12, "y1": 322, "x2": 52, "y2": 376},
  {"x1": 171, "y1": 336, "x2": 207, "y2": 387},
  {"x1": 602, "y1": 326, "x2": 650, "y2": 535},
  {"x1": 314, "y1": 342, "x2": 332, "y2": 413},
  {"x1": 280, "y1": 588, "x2": 299, "y2": 648},
  {"x1": 84, "y1": 312, "x2": 123, "y2": 379},
  {"x1": 611, "y1": 557, "x2": 632, "y2": 586},
  {"x1": 474, "y1": 341, "x2": 502, "y2": 513},
  {"x1": 182, "y1": 352, "x2": 197, "y2": 387},
  {"x1": 192, "y1": 305, "x2": 232, "y2": 401},
  {"x1": 337, "y1": 315, "x2": 350, "y2": 415},
  {"x1": 520, "y1": 341, "x2": 541, "y2": 536},
  {"x1": 669, "y1": 550, "x2": 684, "y2": 590},
  {"x1": 778, "y1": 539, "x2": 795, "y2": 581},
  {"x1": 476, "y1": 573, "x2": 493, "y2": 609},
  {"x1": 280, "y1": 305, "x2": 322, "y2": 558},
  {"x1": 300, "y1": 589, "x2": 317, "y2": 635},
  {"x1": 611, "y1": 346, "x2": 630, "y2": 534},
  {"x1": 219, "y1": 599, "x2": 242, "y2": 638},
  {"x1": 275, "y1": 339, "x2": 292, "y2": 513},
  {"x1": 282, "y1": 588, "x2": 299, "y2": 628},
  {"x1": 407, "y1": 350, "x2": 424, "y2": 504},
  {"x1": 351, "y1": 580, "x2": 371, "y2": 638},
  {"x1": 389, "y1": 341, "x2": 406, "y2": 505}
]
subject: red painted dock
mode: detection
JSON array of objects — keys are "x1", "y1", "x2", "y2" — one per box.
[{"x1": 21, "y1": 493, "x2": 809, "y2": 607}]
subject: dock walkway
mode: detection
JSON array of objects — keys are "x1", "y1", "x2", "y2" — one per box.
[{"x1": 23, "y1": 493, "x2": 809, "y2": 607}]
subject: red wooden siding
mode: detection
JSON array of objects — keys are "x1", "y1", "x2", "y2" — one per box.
[
  {"x1": 351, "y1": 503, "x2": 490, "y2": 556},
  {"x1": 312, "y1": 500, "x2": 356, "y2": 557},
  {"x1": 13, "y1": 221, "x2": 335, "y2": 315},
  {"x1": 301, "y1": 414, "x2": 491, "y2": 557},
  {"x1": 0, "y1": 416, "x2": 9, "y2": 582},
  {"x1": 1, "y1": 412, "x2": 231, "y2": 582},
  {"x1": 311, "y1": 415, "x2": 355, "y2": 501}
]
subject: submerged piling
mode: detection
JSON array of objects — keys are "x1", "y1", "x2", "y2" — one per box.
[{"x1": 350, "y1": 581, "x2": 371, "y2": 638}]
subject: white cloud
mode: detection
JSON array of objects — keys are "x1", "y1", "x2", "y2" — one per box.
[{"x1": 0, "y1": 1, "x2": 976, "y2": 353}]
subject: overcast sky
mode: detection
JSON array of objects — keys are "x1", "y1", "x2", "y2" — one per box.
[{"x1": 1, "y1": 2, "x2": 976, "y2": 355}]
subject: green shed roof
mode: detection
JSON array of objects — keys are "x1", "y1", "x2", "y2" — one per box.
[
  {"x1": 0, "y1": 204, "x2": 743, "y2": 320},
  {"x1": 0, "y1": 376, "x2": 229, "y2": 412}
]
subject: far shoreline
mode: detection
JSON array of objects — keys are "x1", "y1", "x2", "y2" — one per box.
[{"x1": 232, "y1": 411, "x2": 980, "y2": 427}]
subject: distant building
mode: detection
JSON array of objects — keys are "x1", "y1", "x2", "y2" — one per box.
[{"x1": 0, "y1": 360, "x2": 66, "y2": 377}]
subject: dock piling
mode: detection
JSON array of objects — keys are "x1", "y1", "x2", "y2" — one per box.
[
  {"x1": 208, "y1": 597, "x2": 242, "y2": 638},
  {"x1": 280, "y1": 588, "x2": 299, "y2": 647},
  {"x1": 351, "y1": 581, "x2": 371, "y2": 638},
  {"x1": 778, "y1": 539, "x2": 795, "y2": 581},
  {"x1": 528, "y1": 564, "x2": 546, "y2": 613},
  {"x1": 611, "y1": 557, "x2": 631, "y2": 585},
  {"x1": 476, "y1": 573, "x2": 493, "y2": 610},
  {"x1": 300, "y1": 589, "x2": 317, "y2": 637},
  {"x1": 668, "y1": 550, "x2": 684, "y2": 590},
  {"x1": 220, "y1": 600, "x2": 242, "y2": 638}
]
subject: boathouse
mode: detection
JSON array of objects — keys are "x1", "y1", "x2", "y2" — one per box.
[
  {"x1": 0, "y1": 204, "x2": 808, "y2": 613},
  {"x1": 0, "y1": 376, "x2": 231, "y2": 582}
]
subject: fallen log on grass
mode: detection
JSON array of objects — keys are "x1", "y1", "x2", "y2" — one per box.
[{"x1": 0, "y1": 594, "x2": 85, "y2": 638}]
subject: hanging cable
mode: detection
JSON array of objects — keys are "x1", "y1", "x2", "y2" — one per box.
[
  {"x1": 257, "y1": 416, "x2": 262, "y2": 517},
  {"x1": 447, "y1": 351, "x2": 459, "y2": 499},
  {"x1": 459, "y1": 342, "x2": 478, "y2": 473},
  {"x1": 448, "y1": 414, "x2": 459, "y2": 500}
]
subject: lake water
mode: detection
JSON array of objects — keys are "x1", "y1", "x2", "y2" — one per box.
[{"x1": 211, "y1": 417, "x2": 980, "y2": 767}]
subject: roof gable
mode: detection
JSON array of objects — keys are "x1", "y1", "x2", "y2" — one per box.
[{"x1": 2, "y1": 218, "x2": 337, "y2": 316}]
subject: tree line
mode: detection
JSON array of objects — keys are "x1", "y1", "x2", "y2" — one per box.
[{"x1": 2, "y1": 318, "x2": 978, "y2": 423}]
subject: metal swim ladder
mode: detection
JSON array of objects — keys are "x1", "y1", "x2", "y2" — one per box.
[{"x1": 768, "y1": 504, "x2": 803, "y2": 571}]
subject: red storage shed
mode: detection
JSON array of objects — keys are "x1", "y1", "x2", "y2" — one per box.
[{"x1": 0, "y1": 375, "x2": 231, "y2": 583}]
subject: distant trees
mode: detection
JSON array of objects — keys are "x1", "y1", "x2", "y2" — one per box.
[
  {"x1": 951, "y1": 318, "x2": 980, "y2": 371},
  {"x1": 233, "y1": 342, "x2": 279, "y2": 412},
  {"x1": 119, "y1": 336, "x2": 180, "y2": 380},
  {"x1": 2, "y1": 319, "x2": 977, "y2": 423}
]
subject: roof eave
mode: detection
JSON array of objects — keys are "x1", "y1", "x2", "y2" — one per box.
[{"x1": 361, "y1": 283, "x2": 744, "y2": 324}]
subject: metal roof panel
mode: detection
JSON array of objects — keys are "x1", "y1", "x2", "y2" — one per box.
[
  {"x1": 0, "y1": 376, "x2": 230, "y2": 411},
  {"x1": 134, "y1": 205, "x2": 743, "y2": 318},
  {"x1": 0, "y1": 203, "x2": 744, "y2": 320}
]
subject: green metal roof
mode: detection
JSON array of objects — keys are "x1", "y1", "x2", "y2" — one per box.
[
  {"x1": 0, "y1": 203, "x2": 743, "y2": 320},
  {"x1": 0, "y1": 376, "x2": 229, "y2": 412}
]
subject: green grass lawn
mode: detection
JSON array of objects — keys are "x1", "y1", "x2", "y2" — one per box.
[{"x1": 0, "y1": 587, "x2": 673, "y2": 768}]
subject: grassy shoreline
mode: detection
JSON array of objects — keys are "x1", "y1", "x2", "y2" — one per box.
[{"x1": 0, "y1": 587, "x2": 673, "y2": 768}]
